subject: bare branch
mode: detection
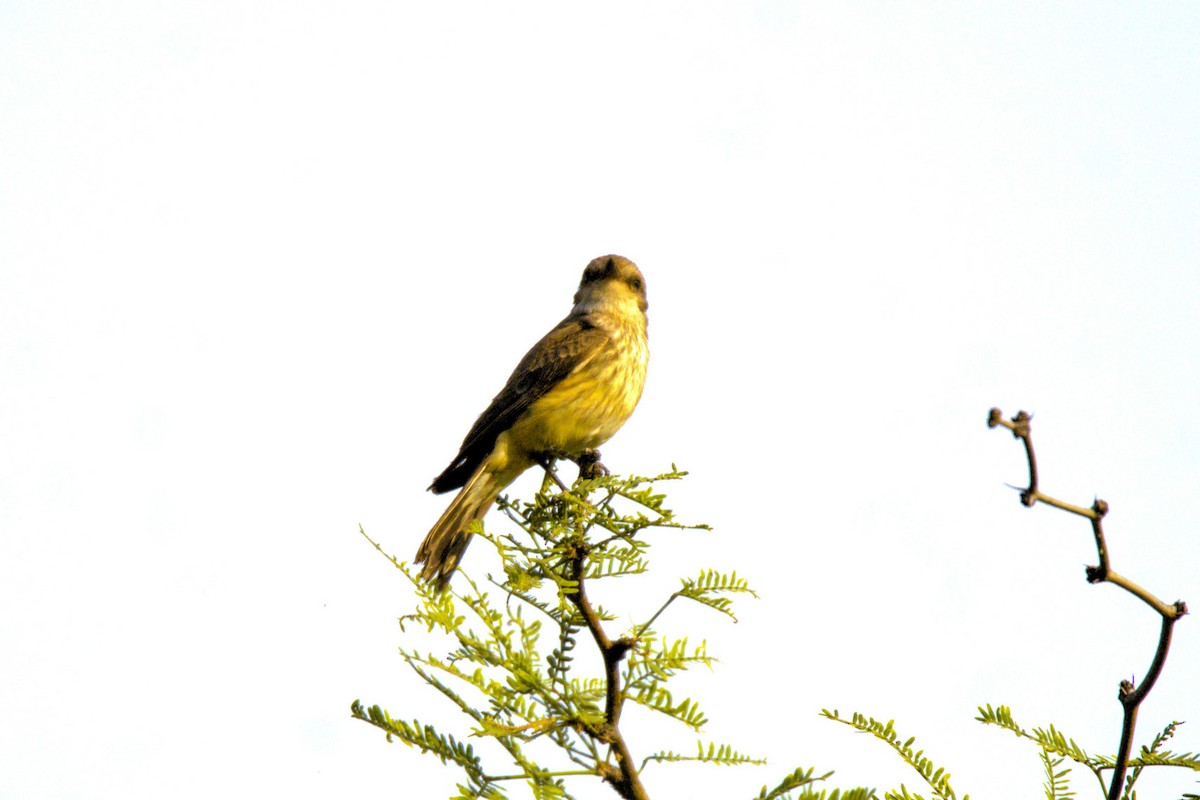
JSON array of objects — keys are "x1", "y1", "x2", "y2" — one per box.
[
  {"x1": 988, "y1": 408, "x2": 1189, "y2": 800},
  {"x1": 565, "y1": 519, "x2": 650, "y2": 800}
]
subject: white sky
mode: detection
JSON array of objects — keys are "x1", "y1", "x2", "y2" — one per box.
[{"x1": 3, "y1": 2, "x2": 1199, "y2": 798}]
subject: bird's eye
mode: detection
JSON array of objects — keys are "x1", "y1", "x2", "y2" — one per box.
[{"x1": 627, "y1": 276, "x2": 643, "y2": 292}]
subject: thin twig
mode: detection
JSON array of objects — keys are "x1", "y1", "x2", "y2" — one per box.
[
  {"x1": 988, "y1": 408, "x2": 1189, "y2": 800},
  {"x1": 633, "y1": 592, "x2": 681, "y2": 640},
  {"x1": 538, "y1": 456, "x2": 570, "y2": 493}
]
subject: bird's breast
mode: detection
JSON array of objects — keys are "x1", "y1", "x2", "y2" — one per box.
[{"x1": 513, "y1": 322, "x2": 648, "y2": 455}]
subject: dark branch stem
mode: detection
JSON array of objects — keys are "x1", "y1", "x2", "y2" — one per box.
[
  {"x1": 1106, "y1": 613, "x2": 1182, "y2": 799},
  {"x1": 564, "y1": 506, "x2": 648, "y2": 800},
  {"x1": 1128, "y1": 612, "x2": 1180, "y2": 708},
  {"x1": 989, "y1": 408, "x2": 1038, "y2": 504},
  {"x1": 988, "y1": 408, "x2": 1189, "y2": 800},
  {"x1": 1108, "y1": 699, "x2": 1139, "y2": 800},
  {"x1": 1088, "y1": 512, "x2": 1112, "y2": 575}
]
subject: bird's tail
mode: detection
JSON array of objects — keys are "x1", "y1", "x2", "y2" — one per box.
[{"x1": 416, "y1": 463, "x2": 506, "y2": 592}]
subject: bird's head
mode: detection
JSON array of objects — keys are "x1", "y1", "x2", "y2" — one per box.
[{"x1": 572, "y1": 255, "x2": 648, "y2": 316}]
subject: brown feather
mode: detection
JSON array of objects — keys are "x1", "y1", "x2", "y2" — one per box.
[{"x1": 428, "y1": 315, "x2": 609, "y2": 493}]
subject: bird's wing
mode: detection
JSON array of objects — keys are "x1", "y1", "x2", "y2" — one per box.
[{"x1": 428, "y1": 313, "x2": 609, "y2": 493}]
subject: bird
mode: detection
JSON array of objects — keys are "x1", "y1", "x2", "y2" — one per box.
[{"x1": 416, "y1": 255, "x2": 649, "y2": 591}]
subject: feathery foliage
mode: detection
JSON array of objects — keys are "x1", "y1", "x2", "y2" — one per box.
[
  {"x1": 976, "y1": 704, "x2": 1200, "y2": 797},
  {"x1": 354, "y1": 462, "x2": 1195, "y2": 797},
  {"x1": 1038, "y1": 748, "x2": 1075, "y2": 800},
  {"x1": 821, "y1": 710, "x2": 964, "y2": 800},
  {"x1": 355, "y1": 468, "x2": 872, "y2": 799}
]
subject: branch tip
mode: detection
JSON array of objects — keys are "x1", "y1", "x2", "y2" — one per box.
[{"x1": 1011, "y1": 409, "x2": 1032, "y2": 438}]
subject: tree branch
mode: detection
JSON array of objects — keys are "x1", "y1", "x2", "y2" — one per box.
[
  {"x1": 987, "y1": 408, "x2": 1189, "y2": 800},
  {"x1": 565, "y1": 524, "x2": 649, "y2": 800}
]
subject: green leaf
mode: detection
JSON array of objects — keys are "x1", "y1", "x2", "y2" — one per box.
[{"x1": 823, "y1": 710, "x2": 962, "y2": 800}]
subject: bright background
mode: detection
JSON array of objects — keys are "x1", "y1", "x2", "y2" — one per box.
[{"x1": 3, "y1": 3, "x2": 1199, "y2": 798}]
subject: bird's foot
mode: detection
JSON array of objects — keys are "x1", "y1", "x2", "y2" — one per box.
[{"x1": 574, "y1": 448, "x2": 609, "y2": 480}]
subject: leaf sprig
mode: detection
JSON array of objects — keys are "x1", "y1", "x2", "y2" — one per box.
[{"x1": 356, "y1": 468, "x2": 869, "y2": 799}]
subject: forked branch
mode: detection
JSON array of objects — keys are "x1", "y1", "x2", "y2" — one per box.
[
  {"x1": 987, "y1": 408, "x2": 1188, "y2": 800},
  {"x1": 564, "y1": 534, "x2": 648, "y2": 800}
]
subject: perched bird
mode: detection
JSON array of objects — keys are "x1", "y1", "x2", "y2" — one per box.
[{"x1": 417, "y1": 255, "x2": 650, "y2": 591}]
